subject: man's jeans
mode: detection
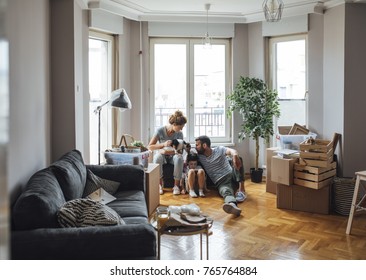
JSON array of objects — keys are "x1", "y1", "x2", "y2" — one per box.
[{"x1": 214, "y1": 157, "x2": 244, "y2": 204}]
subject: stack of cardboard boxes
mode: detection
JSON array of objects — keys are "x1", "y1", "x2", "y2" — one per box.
[{"x1": 266, "y1": 131, "x2": 337, "y2": 215}]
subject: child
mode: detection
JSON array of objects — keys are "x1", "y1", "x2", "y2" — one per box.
[{"x1": 185, "y1": 153, "x2": 206, "y2": 198}]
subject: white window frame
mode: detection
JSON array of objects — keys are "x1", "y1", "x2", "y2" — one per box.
[
  {"x1": 88, "y1": 31, "x2": 114, "y2": 164},
  {"x1": 149, "y1": 37, "x2": 232, "y2": 144},
  {"x1": 269, "y1": 34, "x2": 308, "y2": 141}
]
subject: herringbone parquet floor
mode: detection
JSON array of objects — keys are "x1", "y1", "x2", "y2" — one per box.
[{"x1": 158, "y1": 180, "x2": 366, "y2": 260}]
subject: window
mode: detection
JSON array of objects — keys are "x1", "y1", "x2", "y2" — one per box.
[
  {"x1": 88, "y1": 32, "x2": 114, "y2": 164},
  {"x1": 150, "y1": 38, "x2": 231, "y2": 143},
  {"x1": 269, "y1": 35, "x2": 307, "y2": 130}
]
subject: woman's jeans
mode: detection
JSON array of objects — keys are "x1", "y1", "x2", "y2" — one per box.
[{"x1": 153, "y1": 153, "x2": 184, "y2": 181}]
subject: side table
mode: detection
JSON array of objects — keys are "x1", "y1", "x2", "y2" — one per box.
[
  {"x1": 145, "y1": 163, "x2": 160, "y2": 216},
  {"x1": 346, "y1": 170, "x2": 366, "y2": 234},
  {"x1": 151, "y1": 213, "x2": 213, "y2": 260}
]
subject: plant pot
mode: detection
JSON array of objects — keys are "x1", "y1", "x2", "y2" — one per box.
[{"x1": 250, "y1": 168, "x2": 263, "y2": 183}]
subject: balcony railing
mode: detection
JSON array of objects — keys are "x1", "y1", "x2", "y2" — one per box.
[{"x1": 155, "y1": 107, "x2": 225, "y2": 137}]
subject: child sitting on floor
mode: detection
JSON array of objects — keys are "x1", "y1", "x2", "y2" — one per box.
[{"x1": 184, "y1": 153, "x2": 206, "y2": 198}]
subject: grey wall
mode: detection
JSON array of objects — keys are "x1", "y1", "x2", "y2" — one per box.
[
  {"x1": 343, "y1": 3, "x2": 366, "y2": 176},
  {"x1": 50, "y1": 0, "x2": 89, "y2": 162},
  {"x1": 0, "y1": 0, "x2": 9, "y2": 261},
  {"x1": 231, "y1": 24, "x2": 250, "y2": 170},
  {"x1": 323, "y1": 4, "x2": 345, "y2": 175},
  {"x1": 7, "y1": 0, "x2": 50, "y2": 202},
  {"x1": 307, "y1": 13, "x2": 324, "y2": 136}
]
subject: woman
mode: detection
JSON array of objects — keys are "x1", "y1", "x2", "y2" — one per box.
[{"x1": 147, "y1": 110, "x2": 187, "y2": 195}]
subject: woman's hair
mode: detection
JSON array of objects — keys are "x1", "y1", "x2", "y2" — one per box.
[{"x1": 168, "y1": 110, "x2": 187, "y2": 126}]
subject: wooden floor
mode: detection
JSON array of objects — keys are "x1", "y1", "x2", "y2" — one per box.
[{"x1": 158, "y1": 180, "x2": 366, "y2": 260}]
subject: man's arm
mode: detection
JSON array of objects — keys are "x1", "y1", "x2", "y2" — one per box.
[{"x1": 225, "y1": 147, "x2": 242, "y2": 170}]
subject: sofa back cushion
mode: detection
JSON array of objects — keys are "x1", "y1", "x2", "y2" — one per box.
[
  {"x1": 12, "y1": 168, "x2": 66, "y2": 230},
  {"x1": 50, "y1": 150, "x2": 87, "y2": 201}
]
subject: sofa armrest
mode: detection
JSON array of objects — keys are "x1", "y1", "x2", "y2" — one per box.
[
  {"x1": 87, "y1": 164, "x2": 145, "y2": 192},
  {"x1": 11, "y1": 224, "x2": 156, "y2": 260}
]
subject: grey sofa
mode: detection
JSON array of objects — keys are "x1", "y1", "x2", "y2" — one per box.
[{"x1": 11, "y1": 150, "x2": 156, "y2": 260}]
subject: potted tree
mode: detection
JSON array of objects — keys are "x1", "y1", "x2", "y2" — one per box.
[{"x1": 227, "y1": 76, "x2": 280, "y2": 183}]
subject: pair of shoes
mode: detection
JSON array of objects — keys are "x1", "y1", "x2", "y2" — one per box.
[
  {"x1": 223, "y1": 202, "x2": 242, "y2": 216},
  {"x1": 173, "y1": 185, "x2": 180, "y2": 195},
  {"x1": 236, "y1": 191, "x2": 246, "y2": 203},
  {"x1": 189, "y1": 190, "x2": 197, "y2": 198},
  {"x1": 199, "y1": 190, "x2": 205, "y2": 197},
  {"x1": 159, "y1": 185, "x2": 164, "y2": 195}
]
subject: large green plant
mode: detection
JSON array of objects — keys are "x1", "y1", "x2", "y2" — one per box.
[{"x1": 227, "y1": 76, "x2": 280, "y2": 170}]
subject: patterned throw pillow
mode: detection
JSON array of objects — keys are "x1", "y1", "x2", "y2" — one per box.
[
  {"x1": 57, "y1": 198, "x2": 124, "y2": 227},
  {"x1": 82, "y1": 169, "x2": 120, "y2": 197}
]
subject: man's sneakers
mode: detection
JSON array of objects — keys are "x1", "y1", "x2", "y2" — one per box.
[
  {"x1": 173, "y1": 185, "x2": 181, "y2": 195},
  {"x1": 236, "y1": 191, "x2": 247, "y2": 203},
  {"x1": 223, "y1": 202, "x2": 242, "y2": 216},
  {"x1": 159, "y1": 185, "x2": 164, "y2": 195}
]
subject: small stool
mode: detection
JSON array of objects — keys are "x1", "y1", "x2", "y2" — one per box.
[{"x1": 346, "y1": 170, "x2": 366, "y2": 234}]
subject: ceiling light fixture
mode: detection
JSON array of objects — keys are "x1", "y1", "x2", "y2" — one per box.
[
  {"x1": 263, "y1": 0, "x2": 284, "y2": 22},
  {"x1": 202, "y1": 3, "x2": 211, "y2": 49}
]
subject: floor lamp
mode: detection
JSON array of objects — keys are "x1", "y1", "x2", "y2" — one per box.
[{"x1": 94, "y1": 88, "x2": 132, "y2": 165}]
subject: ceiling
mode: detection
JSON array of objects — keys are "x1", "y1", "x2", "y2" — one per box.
[{"x1": 83, "y1": 0, "x2": 364, "y2": 23}]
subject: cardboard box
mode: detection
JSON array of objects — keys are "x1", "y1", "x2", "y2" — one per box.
[
  {"x1": 271, "y1": 156, "x2": 298, "y2": 186},
  {"x1": 266, "y1": 147, "x2": 279, "y2": 194},
  {"x1": 276, "y1": 183, "x2": 330, "y2": 214}
]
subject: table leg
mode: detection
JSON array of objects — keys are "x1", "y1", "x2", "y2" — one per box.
[
  {"x1": 157, "y1": 232, "x2": 161, "y2": 259},
  {"x1": 206, "y1": 231, "x2": 209, "y2": 260},
  {"x1": 200, "y1": 233, "x2": 203, "y2": 260},
  {"x1": 346, "y1": 175, "x2": 361, "y2": 234}
]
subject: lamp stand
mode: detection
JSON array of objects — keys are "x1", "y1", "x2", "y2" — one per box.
[
  {"x1": 94, "y1": 100, "x2": 109, "y2": 165},
  {"x1": 93, "y1": 88, "x2": 132, "y2": 165}
]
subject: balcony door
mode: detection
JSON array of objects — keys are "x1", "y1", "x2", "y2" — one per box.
[{"x1": 150, "y1": 38, "x2": 231, "y2": 143}]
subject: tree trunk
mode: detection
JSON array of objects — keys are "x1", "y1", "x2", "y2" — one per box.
[{"x1": 255, "y1": 136, "x2": 259, "y2": 170}]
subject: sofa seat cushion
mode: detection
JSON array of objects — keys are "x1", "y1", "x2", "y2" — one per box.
[
  {"x1": 108, "y1": 190, "x2": 148, "y2": 224},
  {"x1": 12, "y1": 168, "x2": 66, "y2": 230},
  {"x1": 58, "y1": 198, "x2": 124, "y2": 227},
  {"x1": 51, "y1": 150, "x2": 87, "y2": 201}
]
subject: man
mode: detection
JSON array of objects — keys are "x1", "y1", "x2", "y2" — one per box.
[{"x1": 195, "y1": 135, "x2": 246, "y2": 217}]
